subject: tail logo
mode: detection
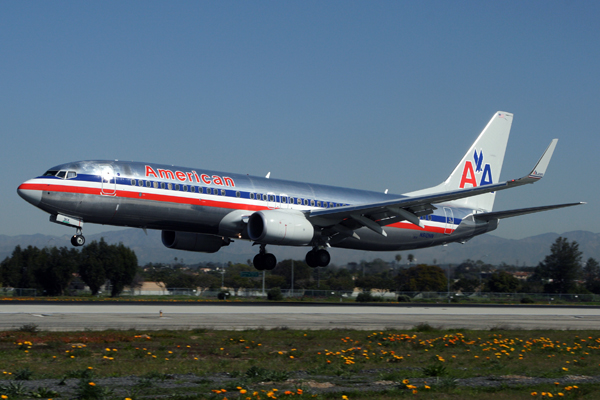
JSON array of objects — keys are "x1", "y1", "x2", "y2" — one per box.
[{"x1": 459, "y1": 149, "x2": 493, "y2": 188}]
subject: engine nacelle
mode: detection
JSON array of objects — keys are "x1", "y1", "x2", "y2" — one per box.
[
  {"x1": 247, "y1": 209, "x2": 314, "y2": 246},
  {"x1": 161, "y1": 231, "x2": 230, "y2": 253}
]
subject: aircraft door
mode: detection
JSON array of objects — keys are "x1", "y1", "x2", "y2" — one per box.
[
  {"x1": 443, "y1": 207, "x2": 454, "y2": 235},
  {"x1": 101, "y1": 165, "x2": 117, "y2": 196}
]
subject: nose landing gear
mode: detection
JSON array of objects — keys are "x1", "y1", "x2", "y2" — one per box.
[{"x1": 70, "y1": 228, "x2": 86, "y2": 247}]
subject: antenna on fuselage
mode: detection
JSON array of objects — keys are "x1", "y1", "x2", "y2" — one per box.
[{"x1": 265, "y1": 172, "x2": 271, "y2": 179}]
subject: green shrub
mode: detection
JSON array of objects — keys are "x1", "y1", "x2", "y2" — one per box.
[
  {"x1": 356, "y1": 292, "x2": 384, "y2": 302},
  {"x1": 397, "y1": 294, "x2": 411, "y2": 302},
  {"x1": 267, "y1": 287, "x2": 283, "y2": 301},
  {"x1": 13, "y1": 367, "x2": 34, "y2": 381},
  {"x1": 520, "y1": 297, "x2": 534, "y2": 304}
]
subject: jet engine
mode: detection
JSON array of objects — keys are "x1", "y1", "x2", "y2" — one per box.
[
  {"x1": 247, "y1": 209, "x2": 314, "y2": 245},
  {"x1": 161, "y1": 231, "x2": 230, "y2": 253}
]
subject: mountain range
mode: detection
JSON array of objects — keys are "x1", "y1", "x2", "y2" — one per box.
[{"x1": 1, "y1": 229, "x2": 599, "y2": 267}]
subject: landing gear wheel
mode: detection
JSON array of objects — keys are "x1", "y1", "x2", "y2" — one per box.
[
  {"x1": 264, "y1": 253, "x2": 277, "y2": 270},
  {"x1": 306, "y1": 250, "x2": 319, "y2": 268},
  {"x1": 254, "y1": 254, "x2": 266, "y2": 271},
  {"x1": 253, "y1": 253, "x2": 277, "y2": 271},
  {"x1": 306, "y1": 249, "x2": 331, "y2": 268},
  {"x1": 315, "y1": 249, "x2": 330, "y2": 267},
  {"x1": 71, "y1": 235, "x2": 85, "y2": 247}
]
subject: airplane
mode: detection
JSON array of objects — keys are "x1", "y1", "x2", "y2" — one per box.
[{"x1": 17, "y1": 111, "x2": 583, "y2": 270}]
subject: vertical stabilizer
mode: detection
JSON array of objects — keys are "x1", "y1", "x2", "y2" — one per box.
[{"x1": 405, "y1": 111, "x2": 513, "y2": 212}]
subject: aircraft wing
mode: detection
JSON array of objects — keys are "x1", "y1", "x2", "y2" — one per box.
[
  {"x1": 473, "y1": 202, "x2": 585, "y2": 221},
  {"x1": 308, "y1": 139, "x2": 571, "y2": 237}
]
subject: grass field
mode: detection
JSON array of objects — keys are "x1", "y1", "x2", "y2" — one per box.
[{"x1": 1, "y1": 324, "x2": 599, "y2": 399}]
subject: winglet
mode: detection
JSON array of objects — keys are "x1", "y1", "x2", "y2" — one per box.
[{"x1": 527, "y1": 139, "x2": 557, "y2": 180}]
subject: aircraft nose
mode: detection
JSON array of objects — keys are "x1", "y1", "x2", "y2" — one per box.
[{"x1": 17, "y1": 182, "x2": 42, "y2": 206}]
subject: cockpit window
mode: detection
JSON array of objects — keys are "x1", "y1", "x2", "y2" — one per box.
[{"x1": 48, "y1": 170, "x2": 77, "y2": 179}]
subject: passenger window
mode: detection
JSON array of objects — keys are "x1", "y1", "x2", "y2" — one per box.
[
  {"x1": 174, "y1": 184, "x2": 179, "y2": 191},
  {"x1": 236, "y1": 191, "x2": 241, "y2": 198},
  {"x1": 153, "y1": 182, "x2": 158, "y2": 188},
  {"x1": 269, "y1": 195, "x2": 274, "y2": 202},
  {"x1": 310, "y1": 200, "x2": 315, "y2": 206},
  {"x1": 161, "y1": 182, "x2": 166, "y2": 189},
  {"x1": 138, "y1": 180, "x2": 144, "y2": 187},
  {"x1": 183, "y1": 185, "x2": 188, "y2": 192},
  {"x1": 250, "y1": 193, "x2": 254, "y2": 199},
  {"x1": 167, "y1": 183, "x2": 172, "y2": 190},
  {"x1": 131, "y1": 179, "x2": 136, "y2": 186},
  {"x1": 316, "y1": 201, "x2": 321, "y2": 207},
  {"x1": 56, "y1": 171, "x2": 67, "y2": 179}
]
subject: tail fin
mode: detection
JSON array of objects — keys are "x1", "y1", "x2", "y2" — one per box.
[{"x1": 405, "y1": 111, "x2": 513, "y2": 212}]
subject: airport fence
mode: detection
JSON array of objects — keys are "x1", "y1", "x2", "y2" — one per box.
[{"x1": 2, "y1": 286, "x2": 600, "y2": 303}]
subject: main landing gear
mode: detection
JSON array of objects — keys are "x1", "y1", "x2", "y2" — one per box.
[
  {"x1": 252, "y1": 245, "x2": 331, "y2": 271},
  {"x1": 305, "y1": 248, "x2": 330, "y2": 268},
  {"x1": 70, "y1": 228, "x2": 86, "y2": 247},
  {"x1": 253, "y1": 244, "x2": 277, "y2": 271}
]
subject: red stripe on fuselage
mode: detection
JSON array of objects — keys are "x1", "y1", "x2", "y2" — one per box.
[{"x1": 20, "y1": 182, "x2": 455, "y2": 234}]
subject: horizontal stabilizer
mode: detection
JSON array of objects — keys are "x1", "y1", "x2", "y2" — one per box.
[{"x1": 474, "y1": 202, "x2": 585, "y2": 221}]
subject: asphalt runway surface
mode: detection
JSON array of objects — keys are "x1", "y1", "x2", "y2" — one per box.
[{"x1": 1, "y1": 303, "x2": 600, "y2": 331}]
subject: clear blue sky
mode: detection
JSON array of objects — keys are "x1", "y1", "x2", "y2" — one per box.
[{"x1": 1, "y1": 1, "x2": 597, "y2": 240}]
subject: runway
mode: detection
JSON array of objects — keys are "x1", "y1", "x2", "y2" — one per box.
[{"x1": 1, "y1": 303, "x2": 600, "y2": 331}]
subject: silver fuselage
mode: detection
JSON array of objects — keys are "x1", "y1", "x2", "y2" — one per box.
[{"x1": 18, "y1": 160, "x2": 496, "y2": 252}]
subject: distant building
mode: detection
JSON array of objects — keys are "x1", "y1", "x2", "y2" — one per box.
[{"x1": 508, "y1": 271, "x2": 533, "y2": 281}]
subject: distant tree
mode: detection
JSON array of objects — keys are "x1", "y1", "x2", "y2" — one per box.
[
  {"x1": 407, "y1": 254, "x2": 415, "y2": 264},
  {"x1": 326, "y1": 268, "x2": 355, "y2": 291},
  {"x1": 355, "y1": 272, "x2": 394, "y2": 292},
  {"x1": 224, "y1": 263, "x2": 260, "y2": 293},
  {"x1": 105, "y1": 243, "x2": 138, "y2": 297},
  {"x1": 79, "y1": 239, "x2": 138, "y2": 297},
  {"x1": 265, "y1": 274, "x2": 287, "y2": 289},
  {"x1": 195, "y1": 273, "x2": 221, "y2": 290},
  {"x1": 454, "y1": 260, "x2": 479, "y2": 281},
  {"x1": 35, "y1": 247, "x2": 78, "y2": 296},
  {"x1": 452, "y1": 277, "x2": 480, "y2": 292},
  {"x1": 1, "y1": 245, "x2": 78, "y2": 296},
  {"x1": 395, "y1": 254, "x2": 402, "y2": 265},
  {"x1": 79, "y1": 239, "x2": 109, "y2": 295},
  {"x1": 1, "y1": 245, "x2": 26, "y2": 288},
  {"x1": 485, "y1": 271, "x2": 520, "y2": 293},
  {"x1": 583, "y1": 257, "x2": 600, "y2": 294},
  {"x1": 396, "y1": 264, "x2": 446, "y2": 292},
  {"x1": 535, "y1": 237, "x2": 582, "y2": 293},
  {"x1": 271, "y1": 260, "x2": 312, "y2": 289}
]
